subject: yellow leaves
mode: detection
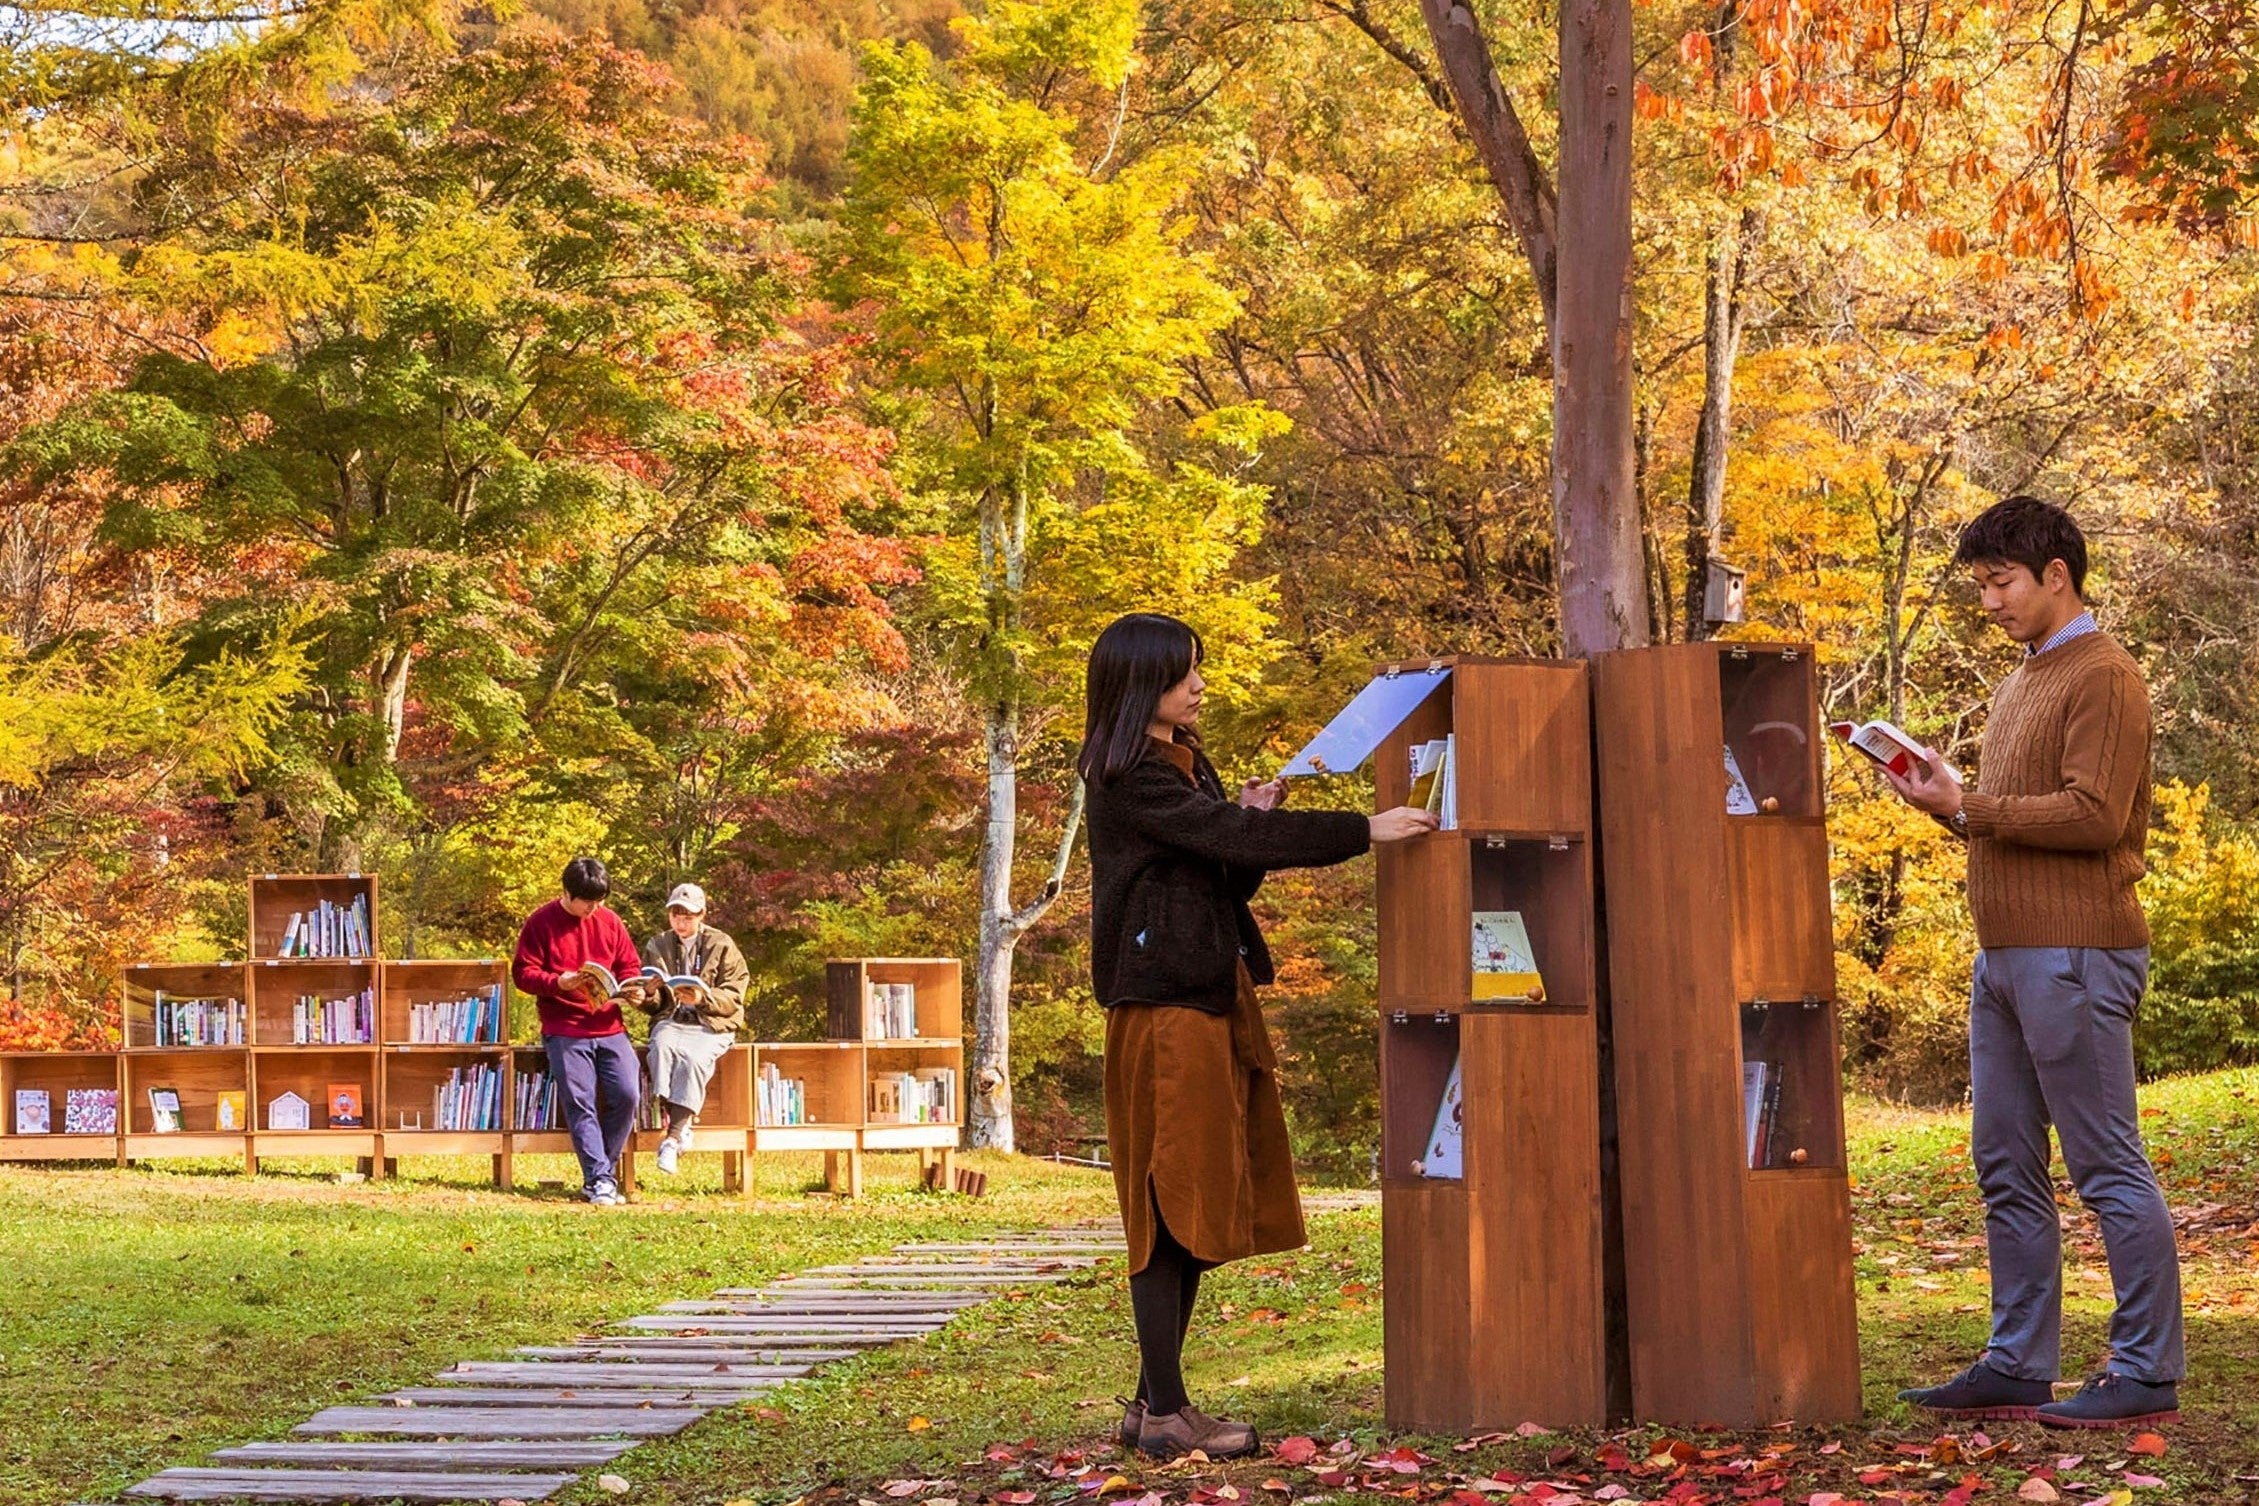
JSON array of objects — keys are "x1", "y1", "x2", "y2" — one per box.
[{"x1": 906, "y1": 1415, "x2": 932, "y2": 1432}]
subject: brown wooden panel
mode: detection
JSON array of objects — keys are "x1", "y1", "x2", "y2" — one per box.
[
  {"x1": 1382, "y1": 1179, "x2": 1471, "y2": 1433},
  {"x1": 1726, "y1": 821, "x2": 1837, "y2": 1002},
  {"x1": 1719, "y1": 648, "x2": 1823, "y2": 818},
  {"x1": 1377, "y1": 837, "x2": 1474, "y2": 1009},
  {"x1": 1463, "y1": 1012, "x2": 1606, "y2": 1426},
  {"x1": 1593, "y1": 644, "x2": 1759, "y2": 1426},
  {"x1": 1745, "y1": 1172, "x2": 1863, "y2": 1423},
  {"x1": 1455, "y1": 660, "x2": 1591, "y2": 836}
]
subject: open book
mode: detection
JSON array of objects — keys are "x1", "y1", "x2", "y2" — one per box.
[
  {"x1": 573, "y1": 963, "x2": 714, "y2": 1007},
  {"x1": 1829, "y1": 718, "x2": 1961, "y2": 784}
]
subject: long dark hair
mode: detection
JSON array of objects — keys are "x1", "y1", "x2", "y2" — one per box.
[{"x1": 1078, "y1": 613, "x2": 1204, "y2": 786}]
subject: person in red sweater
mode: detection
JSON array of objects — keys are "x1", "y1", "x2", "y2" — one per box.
[{"x1": 513, "y1": 856, "x2": 646, "y2": 1205}]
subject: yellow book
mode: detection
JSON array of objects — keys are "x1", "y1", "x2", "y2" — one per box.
[
  {"x1": 215, "y1": 1091, "x2": 247, "y2": 1132},
  {"x1": 1471, "y1": 911, "x2": 1545, "y2": 1001}
]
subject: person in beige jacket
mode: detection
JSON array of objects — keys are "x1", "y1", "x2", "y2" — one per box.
[{"x1": 641, "y1": 882, "x2": 750, "y2": 1174}]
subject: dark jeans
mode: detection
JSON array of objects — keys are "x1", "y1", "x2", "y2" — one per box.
[
  {"x1": 1971, "y1": 946, "x2": 2185, "y2": 1383},
  {"x1": 545, "y1": 1032, "x2": 640, "y2": 1188}
]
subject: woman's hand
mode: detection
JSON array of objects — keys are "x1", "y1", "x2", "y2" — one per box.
[
  {"x1": 1370, "y1": 806, "x2": 1442, "y2": 843},
  {"x1": 1239, "y1": 777, "x2": 1286, "y2": 810}
]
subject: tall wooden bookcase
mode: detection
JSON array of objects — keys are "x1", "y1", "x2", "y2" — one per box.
[
  {"x1": 1593, "y1": 641, "x2": 1860, "y2": 1426},
  {"x1": 1371, "y1": 656, "x2": 1607, "y2": 1431}
]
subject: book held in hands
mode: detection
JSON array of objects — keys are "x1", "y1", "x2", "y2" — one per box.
[{"x1": 1828, "y1": 718, "x2": 1960, "y2": 783}]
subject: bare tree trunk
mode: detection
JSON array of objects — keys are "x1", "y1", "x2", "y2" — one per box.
[
  {"x1": 1682, "y1": 209, "x2": 1761, "y2": 640},
  {"x1": 1553, "y1": 0, "x2": 1648, "y2": 658},
  {"x1": 971, "y1": 698, "x2": 1021, "y2": 1151}
]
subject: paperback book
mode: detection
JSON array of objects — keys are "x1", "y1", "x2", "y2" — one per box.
[
  {"x1": 867, "y1": 1067, "x2": 958, "y2": 1124},
  {"x1": 864, "y1": 982, "x2": 919, "y2": 1038},
  {"x1": 429, "y1": 1062, "x2": 502, "y2": 1131},
  {"x1": 1471, "y1": 910, "x2": 1545, "y2": 1002},
  {"x1": 293, "y1": 986, "x2": 375, "y2": 1044},
  {"x1": 1742, "y1": 1060, "x2": 1784, "y2": 1168},
  {"x1": 64, "y1": 1087, "x2": 118, "y2": 1135},
  {"x1": 152, "y1": 993, "x2": 245, "y2": 1047},
  {"x1": 1829, "y1": 718, "x2": 1962, "y2": 784},
  {"x1": 147, "y1": 1086, "x2": 184, "y2": 1134},
  {"x1": 326, "y1": 1082, "x2": 365, "y2": 1129},
  {"x1": 1407, "y1": 736, "x2": 1459, "y2": 829},
  {"x1": 275, "y1": 894, "x2": 373, "y2": 959},
  {"x1": 408, "y1": 984, "x2": 507, "y2": 1044},
  {"x1": 267, "y1": 1091, "x2": 311, "y2": 1131},
  {"x1": 13, "y1": 1088, "x2": 50, "y2": 1135},
  {"x1": 512, "y1": 1067, "x2": 560, "y2": 1131},
  {"x1": 757, "y1": 1062, "x2": 811, "y2": 1125},
  {"x1": 215, "y1": 1091, "x2": 246, "y2": 1132},
  {"x1": 1418, "y1": 1056, "x2": 1465, "y2": 1179}
]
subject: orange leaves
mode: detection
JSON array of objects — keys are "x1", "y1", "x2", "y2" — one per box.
[
  {"x1": 1927, "y1": 225, "x2": 1969, "y2": 257},
  {"x1": 2128, "y1": 1432, "x2": 2168, "y2": 1458}
]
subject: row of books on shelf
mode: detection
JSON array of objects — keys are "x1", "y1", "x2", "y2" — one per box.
[
  {"x1": 869, "y1": 1067, "x2": 956, "y2": 1125},
  {"x1": 863, "y1": 983, "x2": 921, "y2": 1038},
  {"x1": 409, "y1": 986, "x2": 506, "y2": 1044},
  {"x1": 411, "y1": 1062, "x2": 503, "y2": 1131},
  {"x1": 757, "y1": 1063, "x2": 810, "y2": 1126},
  {"x1": 1743, "y1": 1060, "x2": 1791, "y2": 1169},
  {"x1": 292, "y1": 988, "x2": 374, "y2": 1045},
  {"x1": 275, "y1": 895, "x2": 373, "y2": 959},
  {"x1": 1407, "y1": 736, "x2": 1459, "y2": 829},
  {"x1": 154, "y1": 995, "x2": 245, "y2": 1047},
  {"x1": 515, "y1": 1069, "x2": 561, "y2": 1133}
]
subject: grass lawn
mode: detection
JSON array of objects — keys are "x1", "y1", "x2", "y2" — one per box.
[{"x1": 5, "y1": 1072, "x2": 2259, "y2": 1506}]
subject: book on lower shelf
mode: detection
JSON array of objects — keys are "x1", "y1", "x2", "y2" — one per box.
[
  {"x1": 408, "y1": 985, "x2": 506, "y2": 1044},
  {"x1": 1471, "y1": 910, "x2": 1545, "y2": 1002},
  {"x1": 215, "y1": 1091, "x2": 247, "y2": 1132},
  {"x1": 1742, "y1": 1060, "x2": 1784, "y2": 1168},
  {"x1": 757, "y1": 1062, "x2": 810, "y2": 1125},
  {"x1": 429, "y1": 1062, "x2": 501, "y2": 1131},
  {"x1": 326, "y1": 1081, "x2": 365, "y2": 1129},
  {"x1": 1417, "y1": 1055, "x2": 1464, "y2": 1179},
  {"x1": 147, "y1": 1086, "x2": 184, "y2": 1133},
  {"x1": 867, "y1": 1067, "x2": 957, "y2": 1124},
  {"x1": 13, "y1": 1089, "x2": 50, "y2": 1134},
  {"x1": 65, "y1": 1087, "x2": 118, "y2": 1134},
  {"x1": 154, "y1": 993, "x2": 245, "y2": 1047},
  {"x1": 267, "y1": 1091, "x2": 311, "y2": 1130},
  {"x1": 513, "y1": 1066, "x2": 559, "y2": 1131}
]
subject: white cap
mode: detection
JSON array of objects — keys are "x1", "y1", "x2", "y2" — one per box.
[{"x1": 665, "y1": 882, "x2": 707, "y2": 914}]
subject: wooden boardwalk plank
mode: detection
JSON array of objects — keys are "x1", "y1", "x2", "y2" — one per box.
[
  {"x1": 516, "y1": 1344, "x2": 858, "y2": 1363},
  {"x1": 387, "y1": 1387, "x2": 758, "y2": 1408},
  {"x1": 616, "y1": 1317, "x2": 942, "y2": 1335},
  {"x1": 296, "y1": 1407, "x2": 701, "y2": 1439},
  {"x1": 656, "y1": 1300, "x2": 974, "y2": 1316},
  {"x1": 208, "y1": 1442, "x2": 636, "y2": 1471},
  {"x1": 443, "y1": 1362, "x2": 810, "y2": 1384},
  {"x1": 126, "y1": 1467, "x2": 577, "y2": 1501}
]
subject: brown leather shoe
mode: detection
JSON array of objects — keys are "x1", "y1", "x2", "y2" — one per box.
[
  {"x1": 1136, "y1": 1405, "x2": 1259, "y2": 1460},
  {"x1": 1117, "y1": 1397, "x2": 1146, "y2": 1451}
]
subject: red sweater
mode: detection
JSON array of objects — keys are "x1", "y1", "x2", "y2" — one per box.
[{"x1": 513, "y1": 899, "x2": 642, "y2": 1038}]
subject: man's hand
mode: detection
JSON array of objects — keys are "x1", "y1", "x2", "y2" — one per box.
[
  {"x1": 1886, "y1": 751, "x2": 1964, "y2": 819},
  {"x1": 1239, "y1": 776, "x2": 1286, "y2": 811}
]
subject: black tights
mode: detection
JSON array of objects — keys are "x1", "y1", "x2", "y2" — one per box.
[{"x1": 1130, "y1": 1200, "x2": 1212, "y2": 1417}]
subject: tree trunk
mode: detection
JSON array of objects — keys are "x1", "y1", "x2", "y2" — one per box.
[
  {"x1": 971, "y1": 696, "x2": 1021, "y2": 1152},
  {"x1": 1682, "y1": 210, "x2": 1761, "y2": 640},
  {"x1": 1553, "y1": 0, "x2": 1648, "y2": 658}
]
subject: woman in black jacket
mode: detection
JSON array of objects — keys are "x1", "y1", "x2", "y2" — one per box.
[{"x1": 1080, "y1": 612, "x2": 1437, "y2": 1460}]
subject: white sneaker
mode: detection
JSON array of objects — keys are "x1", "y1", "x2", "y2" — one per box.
[
  {"x1": 676, "y1": 1123, "x2": 694, "y2": 1153},
  {"x1": 654, "y1": 1138, "x2": 680, "y2": 1175}
]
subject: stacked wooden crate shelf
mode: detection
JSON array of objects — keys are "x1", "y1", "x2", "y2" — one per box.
[
  {"x1": 1593, "y1": 641, "x2": 1861, "y2": 1426},
  {"x1": 0, "y1": 875, "x2": 963, "y2": 1199},
  {"x1": 1368, "y1": 656, "x2": 1607, "y2": 1431}
]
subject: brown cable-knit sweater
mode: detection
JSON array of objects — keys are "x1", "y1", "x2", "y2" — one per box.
[{"x1": 1960, "y1": 630, "x2": 2152, "y2": 950}]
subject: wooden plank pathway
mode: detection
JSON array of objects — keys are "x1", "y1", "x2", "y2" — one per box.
[{"x1": 120, "y1": 1225, "x2": 1124, "y2": 1504}]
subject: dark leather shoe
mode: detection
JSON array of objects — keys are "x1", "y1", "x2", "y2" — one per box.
[
  {"x1": 1899, "y1": 1358, "x2": 2054, "y2": 1420},
  {"x1": 1117, "y1": 1397, "x2": 1145, "y2": 1451},
  {"x1": 2037, "y1": 1372, "x2": 2180, "y2": 1429},
  {"x1": 1137, "y1": 1405, "x2": 1259, "y2": 1460}
]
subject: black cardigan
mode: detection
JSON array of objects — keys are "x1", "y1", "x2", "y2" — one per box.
[{"x1": 1086, "y1": 740, "x2": 1372, "y2": 1013}]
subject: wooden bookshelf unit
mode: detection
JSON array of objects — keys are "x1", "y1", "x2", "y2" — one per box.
[
  {"x1": 1593, "y1": 640, "x2": 1860, "y2": 1427},
  {"x1": 1365, "y1": 655, "x2": 1607, "y2": 1431},
  {"x1": 5, "y1": 891, "x2": 963, "y2": 1200}
]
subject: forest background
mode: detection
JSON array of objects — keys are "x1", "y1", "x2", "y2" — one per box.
[{"x1": 5, "y1": 0, "x2": 2259, "y2": 1175}]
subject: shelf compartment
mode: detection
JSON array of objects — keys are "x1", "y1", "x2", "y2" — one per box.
[
  {"x1": 1739, "y1": 1003, "x2": 1846, "y2": 1172},
  {"x1": 122, "y1": 964, "x2": 248, "y2": 1050},
  {"x1": 248, "y1": 872, "x2": 378, "y2": 959},
  {"x1": 1720, "y1": 646, "x2": 1822, "y2": 819},
  {"x1": 378, "y1": 1048, "x2": 506, "y2": 1133},
  {"x1": 120, "y1": 1050, "x2": 250, "y2": 1136},
  {"x1": 381, "y1": 958, "x2": 509, "y2": 1046},
  {"x1": 1377, "y1": 835, "x2": 1594, "y2": 1013},
  {"x1": 753, "y1": 1042, "x2": 864, "y2": 1129},
  {"x1": 824, "y1": 958, "x2": 963, "y2": 1041},
  {"x1": 1, "y1": 1052, "x2": 122, "y2": 1143},
  {"x1": 864, "y1": 1042, "x2": 961, "y2": 1128},
  {"x1": 248, "y1": 959, "x2": 377, "y2": 1046},
  {"x1": 1726, "y1": 822, "x2": 1837, "y2": 1004},
  {"x1": 252, "y1": 1046, "x2": 379, "y2": 1130},
  {"x1": 1367, "y1": 657, "x2": 1592, "y2": 838}
]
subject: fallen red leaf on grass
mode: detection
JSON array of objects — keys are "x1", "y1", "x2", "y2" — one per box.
[
  {"x1": 2127, "y1": 1434, "x2": 2167, "y2": 1459},
  {"x1": 1273, "y1": 1438, "x2": 1319, "y2": 1466}
]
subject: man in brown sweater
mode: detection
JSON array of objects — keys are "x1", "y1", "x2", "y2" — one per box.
[{"x1": 1888, "y1": 497, "x2": 2183, "y2": 1428}]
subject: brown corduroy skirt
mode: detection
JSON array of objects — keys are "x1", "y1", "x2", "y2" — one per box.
[{"x1": 1104, "y1": 963, "x2": 1306, "y2": 1275}]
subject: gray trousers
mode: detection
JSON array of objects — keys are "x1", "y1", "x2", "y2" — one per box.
[
  {"x1": 545, "y1": 1033, "x2": 639, "y2": 1188},
  {"x1": 1970, "y1": 947, "x2": 2184, "y2": 1383}
]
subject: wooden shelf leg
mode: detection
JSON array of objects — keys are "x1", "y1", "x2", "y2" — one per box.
[
  {"x1": 939, "y1": 1146, "x2": 957, "y2": 1189},
  {"x1": 244, "y1": 1142, "x2": 258, "y2": 1177},
  {"x1": 618, "y1": 1149, "x2": 636, "y2": 1198},
  {"x1": 721, "y1": 1149, "x2": 744, "y2": 1194},
  {"x1": 845, "y1": 1147, "x2": 863, "y2": 1199},
  {"x1": 823, "y1": 1149, "x2": 841, "y2": 1194},
  {"x1": 491, "y1": 1152, "x2": 510, "y2": 1189}
]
